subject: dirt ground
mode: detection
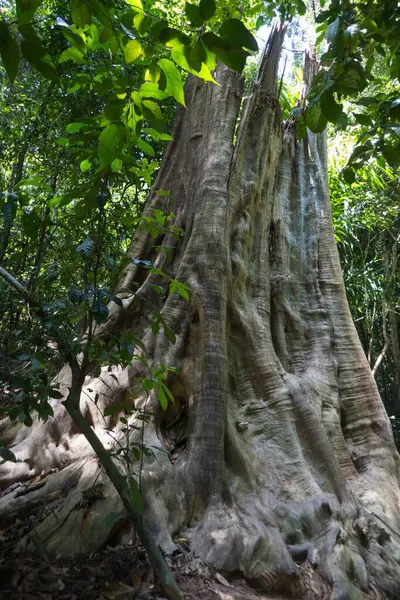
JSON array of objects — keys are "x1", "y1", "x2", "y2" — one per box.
[{"x1": 0, "y1": 476, "x2": 329, "y2": 600}]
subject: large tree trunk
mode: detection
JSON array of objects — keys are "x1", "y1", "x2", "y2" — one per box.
[{"x1": 2, "y1": 28, "x2": 400, "y2": 600}]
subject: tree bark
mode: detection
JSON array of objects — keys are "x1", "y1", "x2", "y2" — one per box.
[
  {"x1": 1, "y1": 28, "x2": 400, "y2": 599},
  {"x1": 389, "y1": 309, "x2": 400, "y2": 415}
]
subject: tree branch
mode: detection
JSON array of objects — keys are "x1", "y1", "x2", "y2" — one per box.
[
  {"x1": 372, "y1": 301, "x2": 389, "y2": 377},
  {"x1": 0, "y1": 266, "x2": 80, "y2": 374}
]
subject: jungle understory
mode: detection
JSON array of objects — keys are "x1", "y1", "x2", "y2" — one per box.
[{"x1": 1, "y1": 26, "x2": 400, "y2": 600}]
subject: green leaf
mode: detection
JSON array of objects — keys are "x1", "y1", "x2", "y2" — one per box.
[
  {"x1": 80, "y1": 158, "x2": 92, "y2": 172},
  {"x1": 139, "y1": 82, "x2": 170, "y2": 100},
  {"x1": 158, "y1": 58, "x2": 185, "y2": 106},
  {"x1": 16, "y1": 0, "x2": 43, "y2": 25},
  {"x1": 55, "y1": 18, "x2": 86, "y2": 53},
  {"x1": 136, "y1": 138, "x2": 155, "y2": 156},
  {"x1": 99, "y1": 122, "x2": 126, "y2": 167},
  {"x1": 21, "y1": 209, "x2": 40, "y2": 239},
  {"x1": 92, "y1": 291, "x2": 109, "y2": 324},
  {"x1": 219, "y1": 19, "x2": 258, "y2": 52},
  {"x1": 157, "y1": 385, "x2": 168, "y2": 410},
  {"x1": 305, "y1": 102, "x2": 327, "y2": 133},
  {"x1": 71, "y1": 0, "x2": 91, "y2": 28},
  {"x1": 161, "y1": 382, "x2": 174, "y2": 402},
  {"x1": 124, "y1": 39, "x2": 142, "y2": 63},
  {"x1": 297, "y1": 0, "x2": 307, "y2": 15},
  {"x1": 128, "y1": 477, "x2": 143, "y2": 513},
  {"x1": 163, "y1": 323, "x2": 176, "y2": 344},
  {"x1": 144, "y1": 63, "x2": 160, "y2": 83},
  {"x1": 159, "y1": 27, "x2": 191, "y2": 48},
  {"x1": 342, "y1": 167, "x2": 355, "y2": 184},
  {"x1": 58, "y1": 46, "x2": 84, "y2": 63},
  {"x1": 326, "y1": 17, "x2": 340, "y2": 43},
  {"x1": 215, "y1": 48, "x2": 248, "y2": 72},
  {"x1": 103, "y1": 99, "x2": 125, "y2": 123},
  {"x1": 126, "y1": 0, "x2": 143, "y2": 11},
  {"x1": 66, "y1": 122, "x2": 86, "y2": 133},
  {"x1": 184, "y1": 40, "x2": 207, "y2": 72},
  {"x1": 21, "y1": 38, "x2": 58, "y2": 81},
  {"x1": 171, "y1": 45, "x2": 216, "y2": 82},
  {"x1": 343, "y1": 24, "x2": 359, "y2": 50},
  {"x1": 320, "y1": 91, "x2": 342, "y2": 124},
  {"x1": 185, "y1": 3, "x2": 204, "y2": 27},
  {"x1": 202, "y1": 31, "x2": 229, "y2": 53},
  {"x1": 335, "y1": 62, "x2": 367, "y2": 95},
  {"x1": 382, "y1": 144, "x2": 400, "y2": 169},
  {"x1": 0, "y1": 22, "x2": 20, "y2": 83},
  {"x1": 353, "y1": 112, "x2": 371, "y2": 126},
  {"x1": 170, "y1": 279, "x2": 191, "y2": 301},
  {"x1": 199, "y1": 0, "x2": 216, "y2": 21},
  {"x1": 134, "y1": 12, "x2": 150, "y2": 35},
  {"x1": 111, "y1": 157, "x2": 123, "y2": 171}
]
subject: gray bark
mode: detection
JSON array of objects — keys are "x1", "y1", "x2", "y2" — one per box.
[{"x1": 1, "y1": 27, "x2": 400, "y2": 600}]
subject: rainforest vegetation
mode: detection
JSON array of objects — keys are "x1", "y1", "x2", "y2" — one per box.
[{"x1": 0, "y1": 1, "x2": 399, "y2": 599}]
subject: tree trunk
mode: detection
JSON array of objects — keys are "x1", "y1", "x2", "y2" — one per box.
[
  {"x1": 2, "y1": 28, "x2": 400, "y2": 600},
  {"x1": 389, "y1": 309, "x2": 400, "y2": 415}
]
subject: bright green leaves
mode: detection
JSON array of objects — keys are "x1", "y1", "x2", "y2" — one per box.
[
  {"x1": 71, "y1": 0, "x2": 91, "y2": 28},
  {"x1": 145, "y1": 64, "x2": 161, "y2": 83},
  {"x1": 56, "y1": 18, "x2": 86, "y2": 54},
  {"x1": 139, "y1": 82, "x2": 169, "y2": 101},
  {"x1": 134, "y1": 12, "x2": 150, "y2": 35},
  {"x1": 142, "y1": 363, "x2": 177, "y2": 412},
  {"x1": 159, "y1": 27, "x2": 191, "y2": 48},
  {"x1": 158, "y1": 59, "x2": 185, "y2": 106},
  {"x1": 80, "y1": 159, "x2": 92, "y2": 173},
  {"x1": 171, "y1": 41, "x2": 216, "y2": 81},
  {"x1": 0, "y1": 22, "x2": 19, "y2": 83},
  {"x1": 311, "y1": 0, "x2": 400, "y2": 171},
  {"x1": 153, "y1": 10, "x2": 256, "y2": 76},
  {"x1": 99, "y1": 122, "x2": 126, "y2": 168},
  {"x1": 125, "y1": 0, "x2": 143, "y2": 9},
  {"x1": 169, "y1": 280, "x2": 191, "y2": 301},
  {"x1": 128, "y1": 478, "x2": 143, "y2": 513},
  {"x1": 136, "y1": 138, "x2": 155, "y2": 157},
  {"x1": 124, "y1": 40, "x2": 142, "y2": 63},
  {"x1": 59, "y1": 46, "x2": 85, "y2": 64}
]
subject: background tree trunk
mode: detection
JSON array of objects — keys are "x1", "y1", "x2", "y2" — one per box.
[{"x1": 2, "y1": 28, "x2": 400, "y2": 600}]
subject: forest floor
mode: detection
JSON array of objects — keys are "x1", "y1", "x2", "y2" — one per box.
[{"x1": 0, "y1": 474, "x2": 328, "y2": 600}]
